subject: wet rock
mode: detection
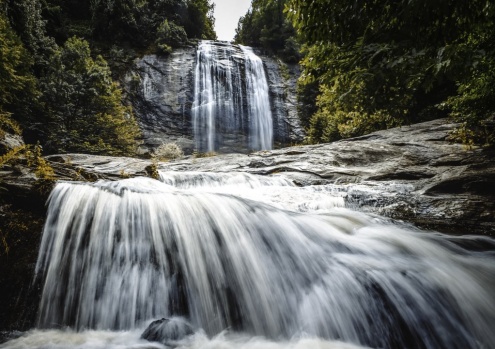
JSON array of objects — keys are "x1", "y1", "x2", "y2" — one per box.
[
  {"x1": 155, "y1": 119, "x2": 495, "y2": 235},
  {"x1": 0, "y1": 132, "x2": 24, "y2": 153},
  {"x1": 125, "y1": 49, "x2": 197, "y2": 155},
  {"x1": 125, "y1": 43, "x2": 304, "y2": 155},
  {"x1": 141, "y1": 317, "x2": 195, "y2": 346}
]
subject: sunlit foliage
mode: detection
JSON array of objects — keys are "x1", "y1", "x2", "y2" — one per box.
[{"x1": 286, "y1": 0, "x2": 495, "y2": 145}]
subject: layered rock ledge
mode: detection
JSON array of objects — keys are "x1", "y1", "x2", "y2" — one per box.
[
  {"x1": 35, "y1": 118, "x2": 495, "y2": 236},
  {"x1": 1, "y1": 118, "x2": 494, "y2": 334}
]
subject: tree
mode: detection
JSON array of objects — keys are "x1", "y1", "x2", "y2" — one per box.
[
  {"x1": 234, "y1": 0, "x2": 299, "y2": 62},
  {"x1": 89, "y1": 0, "x2": 215, "y2": 47},
  {"x1": 41, "y1": 37, "x2": 140, "y2": 155},
  {"x1": 183, "y1": 0, "x2": 216, "y2": 40},
  {"x1": 156, "y1": 19, "x2": 188, "y2": 54},
  {"x1": 4, "y1": 0, "x2": 56, "y2": 72},
  {"x1": 286, "y1": 0, "x2": 495, "y2": 145},
  {"x1": 0, "y1": 12, "x2": 38, "y2": 138}
]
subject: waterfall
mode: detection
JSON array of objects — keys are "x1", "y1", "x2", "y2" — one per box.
[
  {"x1": 192, "y1": 41, "x2": 273, "y2": 153},
  {"x1": 26, "y1": 172, "x2": 495, "y2": 349},
  {"x1": 240, "y1": 46, "x2": 273, "y2": 151}
]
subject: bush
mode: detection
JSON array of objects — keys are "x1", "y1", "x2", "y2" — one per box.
[
  {"x1": 156, "y1": 20, "x2": 188, "y2": 52},
  {"x1": 41, "y1": 37, "x2": 140, "y2": 155},
  {"x1": 153, "y1": 142, "x2": 184, "y2": 160}
]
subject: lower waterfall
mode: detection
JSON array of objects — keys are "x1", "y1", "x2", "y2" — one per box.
[{"x1": 2, "y1": 172, "x2": 495, "y2": 349}]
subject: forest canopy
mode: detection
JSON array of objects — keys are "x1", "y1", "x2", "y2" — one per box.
[
  {"x1": 0, "y1": 0, "x2": 216, "y2": 155},
  {"x1": 236, "y1": 0, "x2": 495, "y2": 146},
  {"x1": 288, "y1": 0, "x2": 495, "y2": 145}
]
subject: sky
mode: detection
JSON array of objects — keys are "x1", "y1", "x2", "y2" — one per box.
[{"x1": 211, "y1": 0, "x2": 252, "y2": 41}]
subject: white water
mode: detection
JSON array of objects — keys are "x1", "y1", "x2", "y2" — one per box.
[
  {"x1": 240, "y1": 46, "x2": 273, "y2": 151},
  {"x1": 3, "y1": 171, "x2": 495, "y2": 349},
  {"x1": 0, "y1": 330, "x2": 371, "y2": 349},
  {"x1": 192, "y1": 41, "x2": 273, "y2": 152}
]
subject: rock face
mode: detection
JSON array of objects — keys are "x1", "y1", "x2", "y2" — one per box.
[
  {"x1": 0, "y1": 132, "x2": 24, "y2": 154},
  {"x1": 37, "y1": 119, "x2": 495, "y2": 235},
  {"x1": 125, "y1": 42, "x2": 303, "y2": 155},
  {"x1": 126, "y1": 48, "x2": 197, "y2": 155},
  {"x1": 257, "y1": 52, "x2": 305, "y2": 147},
  {"x1": 141, "y1": 317, "x2": 194, "y2": 346},
  {"x1": 152, "y1": 119, "x2": 495, "y2": 236}
]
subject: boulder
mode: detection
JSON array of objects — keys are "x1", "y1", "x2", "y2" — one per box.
[{"x1": 141, "y1": 317, "x2": 195, "y2": 346}]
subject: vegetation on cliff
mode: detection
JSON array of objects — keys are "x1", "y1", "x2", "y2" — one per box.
[
  {"x1": 236, "y1": 0, "x2": 495, "y2": 147},
  {"x1": 0, "y1": 0, "x2": 216, "y2": 157}
]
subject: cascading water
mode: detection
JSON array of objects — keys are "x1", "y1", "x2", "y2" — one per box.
[
  {"x1": 192, "y1": 41, "x2": 273, "y2": 152},
  {"x1": 240, "y1": 46, "x2": 273, "y2": 151},
  {"x1": 3, "y1": 171, "x2": 495, "y2": 349}
]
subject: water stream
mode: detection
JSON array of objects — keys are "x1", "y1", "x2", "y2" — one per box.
[
  {"x1": 192, "y1": 41, "x2": 273, "y2": 152},
  {"x1": 2, "y1": 171, "x2": 494, "y2": 349}
]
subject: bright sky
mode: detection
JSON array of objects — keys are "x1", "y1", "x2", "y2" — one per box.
[{"x1": 211, "y1": 0, "x2": 252, "y2": 41}]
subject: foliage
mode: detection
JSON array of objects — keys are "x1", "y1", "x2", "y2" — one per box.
[
  {"x1": 0, "y1": 113, "x2": 21, "y2": 138},
  {"x1": 90, "y1": 0, "x2": 215, "y2": 47},
  {"x1": 192, "y1": 151, "x2": 217, "y2": 158},
  {"x1": 286, "y1": 0, "x2": 495, "y2": 145},
  {"x1": 0, "y1": 145, "x2": 26, "y2": 168},
  {"x1": 145, "y1": 159, "x2": 160, "y2": 180},
  {"x1": 153, "y1": 142, "x2": 184, "y2": 161},
  {"x1": 4, "y1": 0, "x2": 56, "y2": 71},
  {"x1": 0, "y1": 12, "x2": 38, "y2": 136},
  {"x1": 25, "y1": 142, "x2": 54, "y2": 179},
  {"x1": 183, "y1": 0, "x2": 216, "y2": 40},
  {"x1": 235, "y1": 0, "x2": 299, "y2": 62},
  {"x1": 40, "y1": 37, "x2": 140, "y2": 155},
  {"x1": 444, "y1": 15, "x2": 495, "y2": 146},
  {"x1": 156, "y1": 19, "x2": 188, "y2": 54}
]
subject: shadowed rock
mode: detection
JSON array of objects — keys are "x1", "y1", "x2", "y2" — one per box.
[{"x1": 141, "y1": 317, "x2": 195, "y2": 346}]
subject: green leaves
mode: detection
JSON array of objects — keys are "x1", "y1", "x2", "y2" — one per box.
[
  {"x1": 288, "y1": 0, "x2": 495, "y2": 145},
  {"x1": 0, "y1": 12, "x2": 38, "y2": 138},
  {"x1": 40, "y1": 37, "x2": 140, "y2": 155},
  {"x1": 235, "y1": 0, "x2": 299, "y2": 62},
  {"x1": 156, "y1": 19, "x2": 188, "y2": 53},
  {"x1": 90, "y1": 0, "x2": 216, "y2": 47}
]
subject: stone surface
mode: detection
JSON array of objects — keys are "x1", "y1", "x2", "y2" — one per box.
[
  {"x1": 256, "y1": 52, "x2": 305, "y2": 146},
  {"x1": 125, "y1": 48, "x2": 197, "y2": 155},
  {"x1": 125, "y1": 43, "x2": 304, "y2": 155},
  {"x1": 24, "y1": 119, "x2": 494, "y2": 235},
  {"x1": 153, "y1": 119, "x2": 495, "y2": 235},
  {"x1": 0, "y1": 132, "x2": 24, "y2": 153},
  {"x1": 141, "y1": 317, "x2": 194, "y2": 346}
]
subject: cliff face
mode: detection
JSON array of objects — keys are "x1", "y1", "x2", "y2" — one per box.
[
  {"x1": 126, "y1": 48, "x2": 197, "y2": 155},
  {"x1": 126, "y1": 43, "x2": 304, "y2": 155},
  {"x1": 258, "y1": 53, "x2": 305, "y2": 147}
]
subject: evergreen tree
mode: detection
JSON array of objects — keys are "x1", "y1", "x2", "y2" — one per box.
[
  {"x1": 41, "y1": 37, "x2": 140, "y2": 155},
  {"x1": 286, "y1": 0, "x2": 495, "y2": 145},
  {"x1": 0, "y1": 12, "x2": 38, "y2": 138},
  {"x1": 4, "y1": 0, "x2": 56, "y2": 72},
  {"x1": 234, "y1": 0, "x2": 298, "y2": 62}
]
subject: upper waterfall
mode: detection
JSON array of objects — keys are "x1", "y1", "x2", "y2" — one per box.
[{"x1": 192, "y1": 41, "x2": 273, "y2": 153}]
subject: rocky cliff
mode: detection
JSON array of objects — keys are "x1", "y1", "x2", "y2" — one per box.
[
  {"x1": 125, "y1": 42, "x2": 304, "y2": 155},
  {"x1": 35, "y1": 118, "x2": 495, "y2": 236}
]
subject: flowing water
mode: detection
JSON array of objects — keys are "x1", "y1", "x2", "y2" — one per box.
[
  {"x1": 2, "y1": 171, "x2": 495, "y2": 349},
  {"x1": 192, "y1": 41, "x2": 273, "y2": 152}
]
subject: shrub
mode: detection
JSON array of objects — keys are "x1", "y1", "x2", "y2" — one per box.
[{"x1": 153, "y1": 142, "x2": 184, "y2": 161}]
